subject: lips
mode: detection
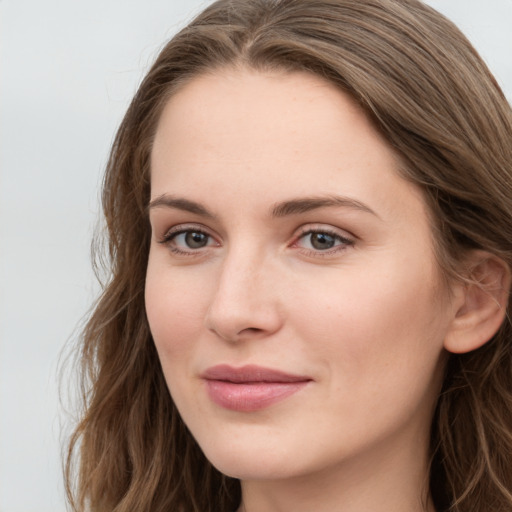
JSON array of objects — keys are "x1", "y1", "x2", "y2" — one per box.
[{"x1": 201, "y1": 364, "x2": 311, "y2": 412}]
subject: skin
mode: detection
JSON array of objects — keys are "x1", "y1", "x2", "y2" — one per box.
[{"x1": 145, "y1": 68, "x2": 461, "y2": 512}]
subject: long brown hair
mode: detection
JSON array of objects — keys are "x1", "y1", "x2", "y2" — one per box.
[{"x1": 65, "y1": 1, "x2": 512, "y2": 511}]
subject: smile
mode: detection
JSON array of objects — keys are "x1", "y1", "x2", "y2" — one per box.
[{"x1": 201, "y1": 364, "x2": 312, "y2": 412}]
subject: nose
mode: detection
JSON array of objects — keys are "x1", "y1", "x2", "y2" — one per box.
[{"x1": 204, "y1": 250, "x2": 283, "y2": 342}]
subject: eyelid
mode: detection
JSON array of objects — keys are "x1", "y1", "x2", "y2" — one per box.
[
  {"x1": 156, "y1": 222, "x2": 355, "y2": 258},
  {"x1": 293, "y1": 223, "x2": 355, "y2": 242},
  {"x1": 157, "y1": 223, "x2": 221, "y2": 253},
  {"x1": 290, "y1": 224, "x2": 356, "y2": 255}
]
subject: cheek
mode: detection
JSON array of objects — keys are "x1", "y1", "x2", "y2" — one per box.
[
  {"x1": 145, "y1": 258, "x2": 210, "y2": 365},
  {"x1": 287, "y1": 266, "x2": 448, "y2": 443},
  {"x1": 290, "y1": 254, "x2": 448, "y2": 386}
]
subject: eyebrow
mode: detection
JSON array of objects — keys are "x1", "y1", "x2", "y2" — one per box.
[
  {"x1": 148, "y1": 193, "x2": 379, "y2": 219},
  {"x1": 148, "y1": 195, "x2": 216, "y2": 218},
  {"x1": 271, "y1": 195, "x2": 379, "y2": 218}
]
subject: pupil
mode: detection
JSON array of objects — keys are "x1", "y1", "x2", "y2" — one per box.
[
  {"x1": 185, "y1": 231, "x2": 208, "y2": 248},
  {"x1": 311, "y1": 233, "x2": 334, "y2": 250}
]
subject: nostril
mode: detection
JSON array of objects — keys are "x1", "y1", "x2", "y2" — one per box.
[{"x1": 241, "y1": 327, "x2": 263, "y2": 335}]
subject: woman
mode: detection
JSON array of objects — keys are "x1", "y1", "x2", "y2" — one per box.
[{"x1": 66, "y1": 1, "x2": 512, "y2": 511}]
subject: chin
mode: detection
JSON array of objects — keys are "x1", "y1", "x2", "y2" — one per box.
[
  {"x1": 209, "y1": 455, "x2": 297, "y2": 481},
  {"x1": 198, "y1": 433, "x2": 306, "y2": 481}
]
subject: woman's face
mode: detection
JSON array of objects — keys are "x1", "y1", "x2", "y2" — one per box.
[{"x1": 146, "y1": 68, "x2": 457, "y2": 481}]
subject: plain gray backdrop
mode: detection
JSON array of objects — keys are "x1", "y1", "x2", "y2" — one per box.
[{"x1": 1, "y1": 1, "x2": 511, "y2": 511}]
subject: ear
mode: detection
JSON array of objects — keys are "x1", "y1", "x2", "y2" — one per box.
[{"x1": 444, "y1": 251, "x2": 510, "y2": 354}]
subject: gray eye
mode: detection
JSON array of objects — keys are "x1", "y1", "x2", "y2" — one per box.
[
  {"x1": 184, "y1": 231, "x2": 209, "y2": 248},
  {"x1": 309, "y1": 232, "x2": 336, "y2": 250}
]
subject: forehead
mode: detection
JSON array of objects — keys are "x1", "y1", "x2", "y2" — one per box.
[
  {"x1": 150, "y1": 67, "x2": 426, "y2": 223},
  {"x1": 153, "y1": 68, "x2": 380, "y2": 155}
]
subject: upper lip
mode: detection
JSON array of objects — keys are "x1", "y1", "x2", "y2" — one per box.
[{"x1": 201, "y1": 364, "x2": 312, "y2": 383}]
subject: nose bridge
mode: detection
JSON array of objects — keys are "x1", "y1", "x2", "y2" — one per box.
[{"x1": 205, "y1": 242, "x2": 281, "y2": 340}]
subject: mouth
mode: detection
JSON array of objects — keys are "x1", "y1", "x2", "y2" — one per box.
[{"x1": 201, "y1": 364, "x2": 312, "y2": 412}]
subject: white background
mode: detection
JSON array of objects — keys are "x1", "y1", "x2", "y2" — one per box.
[{"x1": 1, "y1": 1, "x2": 511, "y2": 511}]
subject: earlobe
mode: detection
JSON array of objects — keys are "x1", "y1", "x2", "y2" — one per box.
[{"x1": 444, "y1": 251, "x2": 511, "y2": 354}]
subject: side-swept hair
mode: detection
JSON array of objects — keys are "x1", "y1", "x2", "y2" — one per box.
[{"x1": 66, "y1": 1, "x2": 512, "y2": 511}]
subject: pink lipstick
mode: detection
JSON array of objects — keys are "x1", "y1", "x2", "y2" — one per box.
[{"x1": 201, "y1": 364, "x2": 311, "y2": 412}]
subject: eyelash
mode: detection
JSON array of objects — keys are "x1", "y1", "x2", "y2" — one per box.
[
  {"x1": 292, "y1": 228, "x2": 354, "y2": 257},
  {"x1": 158, "y1": 225, "x2": 355, "y2": 257},
  {"x1": 158, "y1": 224, "x2": 216, "y2": 256}
]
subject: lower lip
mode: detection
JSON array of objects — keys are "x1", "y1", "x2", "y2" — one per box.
[{"x1": 205, "y1": 380, "x2": 309, "y2": 412}]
